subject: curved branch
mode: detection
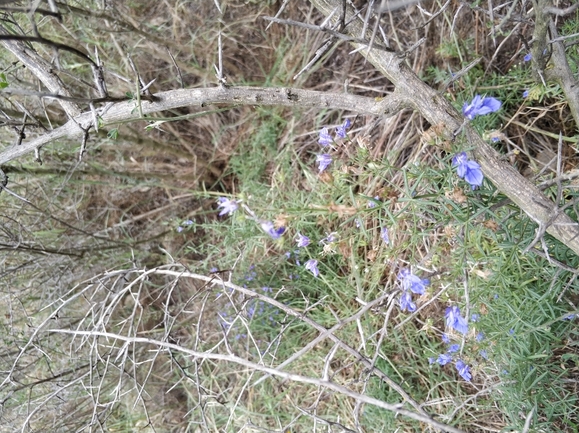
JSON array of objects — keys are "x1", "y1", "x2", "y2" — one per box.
[
  {"x1": 0, "y1": 85, "x2": 407, "y2": 164},
  {"x1": 309, "y1": 0, "x2": 579, "y2": 257}
]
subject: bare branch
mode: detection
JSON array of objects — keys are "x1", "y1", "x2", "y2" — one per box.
[
  {"x1": 0, "y1": 86, "x2": 407, "y2": 165},
  {"x1": 0, "y1": 24, "x2": 81, "y2": 119}
]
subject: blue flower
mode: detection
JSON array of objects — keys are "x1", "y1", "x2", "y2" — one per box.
[
  {"x1": 335, "y1": 118, "x2": 351, "y2": 139},
  {"x1": 471, "y1": 313, "x2": 480, "y2": 322},
  {"x1": 524, "y1": 53, "x2": 532, "y2": 62},
  {"x1": 399, "y1": 291, "x2": 416, "y2": 312},
  {"x1": 445, "y1": 306, "x2": 469, "y2": 335},
  {"x1": 462, "y1": 95, "x2": 502, "y2": 120},
  {"x1": 380, "y1": 227, "x2": 390, "y2": 245},
  {"x1": 177, "y1": 226, "x2": 184, "y2": 233},
  {"x1": 296, "y1": 233, "x2": 310, "y2": 247},
  {"x1": 452, "y1": 152, "x2": 484, "y2": 189},
  {"x1": 316, "y1": 154, "x2": 332, "y2": 172},
  {"x1": 318, "y1": 127, "x2": 333, "y2": 146},
  {"x1": 476, "y1": 332, "x2": 485, "y2": 342},
  {"x1": 397, "y1": 268, "x2": 429, "y2": 295},
  {"x1": 305, "y1": 259, "x2": 319, "y2": 277},
  {"x1": 217, "y1": 197, "x2": 239, "y2": 216},
  {"x1": 260, "y1": 221, "x2": 285, "y2": 239},
  {"x1": 523, "y1": 89, "x2": 529, "y2": 98},
  {"x1": 436, "y1": 354, "x2": 452, "y2": 366},
  {"x1": 455, "y1": 359, "x2": 472, "y2": 381},
  {"x1": 442, "y1": 333, "x2": 451, "y2": 344},
  {"x1": 447, "y1": 344, "x2": 460, "y2": 353}
]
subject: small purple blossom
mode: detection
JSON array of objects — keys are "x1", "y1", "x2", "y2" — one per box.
[
  {"x1": 442, "y1": 333, "x2": 451, "y2": 344},
  {"x1": 335, "y1": 118, "x2": 351, "y2": 139},
  {"x1": 305, "y1": 259, "x2": 319, "y2": 277},
  {"x1": 445, "y1": 306, "x2": 469, "y2": 335},
  {"x1": 462, "y1": 95, "x2": 502, "y2": 120},
  {"x1": 295, "y1": 233, "x2": 310, "y2": 247},
  {"x1": 397, "y1": 268, "x2": 429, "y2": 295},
  {"x1": 452, "y1": 152, "x2": 484, "y2": 189},
  {"x1": 380, "y1": 227, "x2": 390, "y2": 245},
  {"x1": 399, "y1": 291, "x2": 416, "y2": 312},
  {"x1": 455, "y1": 360, "x2": 472, "y2": 381},
  {"x1": 368, "y1": 196, "x2": 380, "y2": 208},
  {"x1": 321, "y1": 232, "x2": 338, "y2": 243},
  {"x1": 260, "y1": 221, "x2": 285, "y2": 239},
  {"x1": 480, "y1": 349, "x2": 488, "y2": 360},
  {"x1": 436, "y1": 354, "x2": 453, "y2": 366},
  {"x1": 217, "y1": 197, "x2": 239, "y2": 216},
  {"x1": 523, "y1": 89, "x2": 529, "y2": 98},
  {"x1": 316, "y1": 154, "x2": 332, "y2": 172},
  {"x1": 471, "y1": 313, "x2": 480, "y2": 322},
  {"x1": 524, "y1": 53, "x2": 532, "y2": 62},
  {"x1": 447, "y1": 344, "x2": 460, "y2": 353},
  {"x1": 476, "y1": 332, "x2": 485, "y2": 342},
  {"x1": 318, "y1": 127, "x2": 333, "y2": 146}
]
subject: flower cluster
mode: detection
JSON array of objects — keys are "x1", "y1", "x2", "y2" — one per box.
[
  {"x1": 427, "y1": 306, "x2": 473, "y2": 381},
  {"x1": 397, "y1": 268, "x2": 429, "y2": 312},
  {"x1": 315, "y1": 119, "x2": 351, "y2": 173}
]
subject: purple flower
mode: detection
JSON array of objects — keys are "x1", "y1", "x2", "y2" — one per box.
[
  {"x1": 260, "y1": 221, "x2": 285, "y2": 239},
  {"x1": 177, "y1": 226, "x2": 184, "y2": 233},
  {"x1": 447, "y1": 344, "x2": 460, "y2": 353},
  {"x1": 380, "y1": 227, "x2": 390, "y2": 245},
  {"x1": 305, "y1": 259, "x2": 319, "y2": 277},
  {"x1": 436, "y1": 354, "x2": 452, "y2": 366},
  {"x1": 318, "y1": 127, "x2": 333, "y2": 146},
  {"x1": 471, "y1": 313, "x2": 480, "y2": 322},
  {"x1": 445, "y1": 306, "x2": 469, "y2": 335},
  {"x1": 452, "y1": 152, "x2": 484, "y2": 189},
  {"x1": 183, "y1": 219, "x2": 193, "y2": 225},
  {"x1": 397, "y1": 268, "x2": 429, "y2": 295},
  {"x1": 479, "y1": 349, "x2": 488, "y2": 359},
  {"x1": 399, "y1": 291, "x2": 416, "y2": 312},
  {"x1": 368, "y1": 196, "x2": 380, "y2": 208},
  {"x1": 321, "y1": 232, "x2": 338, "y2": 243},
  {"x1": 316, "y1": 154, "x2": 332, "y2": 172},
  {"x1": 335, "y1": 118, "x2": 351, "y2": 139},
  {"x1": 476, "y1": 332, "x2": 485, "y2": 342},
  {"x1": 462, "y1": 95, "x2": 502, "y2": 120},
  {"x1": 455, "y1": 359, "x2": 472, "y2": 381},
  {"x1": 296, "y1": 233, "x2": 310, "y2": 247},
  {"x1": 442, "y1": 333, "x2": 451, "y2": 344},
  {"x1": 523, "y1": 89, "x2": 529, "y2": 98},
  {"x1": 524, "y1": 53, "x2": 532, "y2": 62},
  {"x1": 217, "y1": 197, "x2": 239, "y2": 216}
]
